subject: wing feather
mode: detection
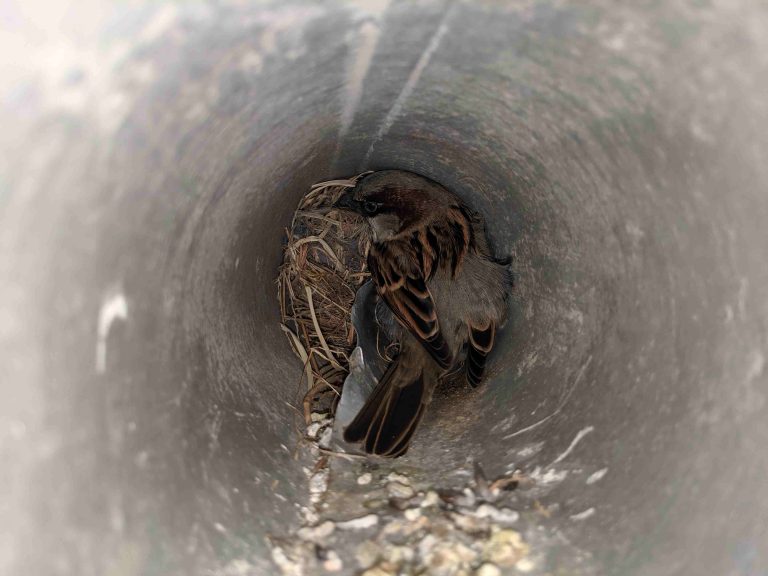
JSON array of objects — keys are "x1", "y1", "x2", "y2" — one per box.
[
  {"x1": 368, "y1": 244, "x2": 451, "y2": 369},
  {"x1": 366, "y1": 202, "x2": 477, "y2": 370},
  {"x1": 466, "y1": 319, "x2": 496, "y2": 387}
]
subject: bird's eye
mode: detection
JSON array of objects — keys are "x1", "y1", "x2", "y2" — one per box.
[{"x1": 362, "y1": 200, "x2": 380, "y2": 215}]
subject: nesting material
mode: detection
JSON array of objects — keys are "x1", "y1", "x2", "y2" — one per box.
[{"x1": 277, "y1": 173, "x2": 371, "y2": 422}]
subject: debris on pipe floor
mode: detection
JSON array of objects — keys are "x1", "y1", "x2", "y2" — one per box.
[{"x1": 268, "y1": 398, "x2": 540, "y2": 576}]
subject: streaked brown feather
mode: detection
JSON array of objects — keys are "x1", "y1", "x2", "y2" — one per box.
[
  {"x1": 365, "y1": 203, "x2": 478, "y2": 370},
  {"x1": 469, "y1": 318, "x2": 495, "y2": 353},
  {"x1": 368, "y1": 242, "x2": 453, "y2": 369},
  {"x1": 467, "y1": 320, "x2": 496, "y2": 387}
]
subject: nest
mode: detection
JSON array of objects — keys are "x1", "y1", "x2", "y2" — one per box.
[{"x1": 278, "y1": 173, "x2": 371, "y2": 424}]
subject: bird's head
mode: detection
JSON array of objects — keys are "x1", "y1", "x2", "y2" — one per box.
[{"x1": 333, "y1": 170, "x2": 452, "y2": 241}]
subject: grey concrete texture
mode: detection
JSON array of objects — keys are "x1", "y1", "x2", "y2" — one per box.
[{"x1": 1, "y1": 0, "x2": 767, "y2": 574}]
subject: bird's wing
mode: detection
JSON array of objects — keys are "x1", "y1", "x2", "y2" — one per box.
[
  {"x1": 368, "y1": 243, "x2": 452, "y2": 370},
  {"x1": 466, "y1": 318, "x2": 496, "y2": 387}
]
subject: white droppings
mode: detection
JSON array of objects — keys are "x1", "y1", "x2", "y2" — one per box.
[
  {"x1": 530, "y1": 466, "x2": 568, "y2": 485},
  {"x1": 336, "y1": 514, "x2": 379, "y2": 530},
  {"x1": 516, "y1": 442, "x2": 544, "y2": 459},
  {"x1": 404, "y1": 507, "x2": 422, "y2": 521},
  {"x1": 386, "y1": 472, "x2": 410, "y2": 484},
  {"x1": 323, "y1": 550, "x2": 343, "y2": 572},
  {"x1": 421, "y1": 491, "x2": 440, "y2": 508},
  {"x1": 505, "y1": 356, "x2": 593, "y2": 439},
  {"x1": 95, "y1": 290, "x2": 128, "y2": 373},
  {"x1": 306, "y1": 422, "x2": 321, "y2": 438},
  {"x1": 297, "y1": 520, "x2": 335, "y2": 542},
  {"x1": 474, "y1": 504, "x2": 519, "y2": 525},
  {"x1": 356, "y1": 472, "x2": 372, "y2": 485},
  {"x1": 417, "y1": 534, "x2": 439, "y2": 558},
  {"x1": 300, "y1": 506, "x2": 319, "y2": 525},
  {"x1": 570, "y1": 507, "x2": 596, "y2": 521},
  {"x1": 476, "y1": 563, "x2": 502, "y2": 576},
  {"x1": 515, "y1": 557, "x2": 536, "y2": 573},
  {"x1": 318, "y1": 426, "x2": 333, "y2": 449},
  {"x1": 387, "y1": 481, "x2": 415, "y2": 499},
  {"x1": 309, "y1": 469, "x2": 329, "y2": 495},
  {"x1": 270, "y1": 546, "x2": 301, "y2": 576},
  {"x1": 586, "y1": 467, "x2": 609, "y2": 485},
  {"x1": 446, "y1": 488, "x2": 473, "y2": 509},
  {"x1": 549, "y1": 426, "x2": 595, "y2": 466},
  {"x1": 516, "y1": 351, "x2": 539, "y2": 376}
]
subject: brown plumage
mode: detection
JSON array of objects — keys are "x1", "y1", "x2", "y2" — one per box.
[{"x1": 334, "y1": 170, "x2": 511, "y2": 457}]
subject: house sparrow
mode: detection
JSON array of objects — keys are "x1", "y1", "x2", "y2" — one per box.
[{"x1": 333, "y1": 170, "x2": 511, "y2": 457}]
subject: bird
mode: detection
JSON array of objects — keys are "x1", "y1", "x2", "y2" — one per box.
[{"x1": 333, "y1": 170, "x2": 512, "y2": 458}]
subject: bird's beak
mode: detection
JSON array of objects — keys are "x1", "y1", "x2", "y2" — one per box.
[{"x1": 333, "y1": 189, "x2": 357, "y2": 212}]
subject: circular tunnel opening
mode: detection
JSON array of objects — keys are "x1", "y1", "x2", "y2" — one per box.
[{"x1": 4, "y1": 2, "x2": 768, "y2": 576}]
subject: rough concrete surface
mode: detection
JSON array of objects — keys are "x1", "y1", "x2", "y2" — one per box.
[{"x1": 1, "y1": 1, "x2": 767, "y2": 575}]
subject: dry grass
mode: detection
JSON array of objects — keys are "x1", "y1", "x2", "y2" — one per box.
[{"x1": 277, "y1": 173, "x2": 372, "y2": 424}]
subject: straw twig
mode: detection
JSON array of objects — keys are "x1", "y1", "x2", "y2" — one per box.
[{"x1": 277, "y1": 172, "x2": 371, "y2": 417}]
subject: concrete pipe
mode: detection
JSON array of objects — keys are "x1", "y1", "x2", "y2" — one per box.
[{"x1": 1, "y1": 1, "x2": 767, "y2": 575}]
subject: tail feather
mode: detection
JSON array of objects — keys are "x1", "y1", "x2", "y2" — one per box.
[
  {"x1": 365, "y1": 374, "x2": 425, "y2": 455},
  {"x1": 385, "y1": 403, "x2": 426, "y2": 458},
  {"x1": 466, "y1": 347, "x2": 486, "y2": 387},
  {"x1": 343, "y1": 348, "x2": 433, "y2": 457},
  {"x1": 343, "y1": 360, "x2": 397, "y2": 444}
]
